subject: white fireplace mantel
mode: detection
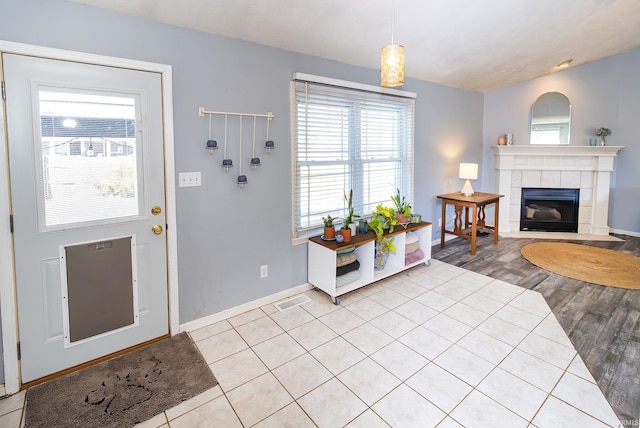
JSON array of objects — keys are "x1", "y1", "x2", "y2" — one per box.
[
  {"x1": 492, "y1": 145, "x2": 624, "y2": 236},
  {"x1": 492, "y1": 145, "x2": 624, "y2": 158}
]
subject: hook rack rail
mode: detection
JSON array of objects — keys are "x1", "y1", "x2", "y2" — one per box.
[{"x1": 198, "y1": 107, "x2": 274, "y2": 120}]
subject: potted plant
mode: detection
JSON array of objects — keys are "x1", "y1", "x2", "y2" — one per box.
[
  {"x1": 322, "y1": 214, "x2": 335, "y2": 240},
  {"x1": 368, "y1": 204, "x2": 398, "y2": 270},
  {"x1": 391, "y1": 188, "x2": 411, "y2": 223},
  {"x1": 340, "y1": 189, "x2": 360, "y2": 242},
  {"x1": 595, "y1": 127, "x2": 611, "y2": 145}
]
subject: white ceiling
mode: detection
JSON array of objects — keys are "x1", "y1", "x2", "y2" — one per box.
[{"x1": 69, "y1": 0, "x2": 640, "y2": 92}]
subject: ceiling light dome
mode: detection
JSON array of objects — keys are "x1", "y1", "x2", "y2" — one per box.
[{"x1": 556, "y1": 59, "x2": 573, "y2": 68}]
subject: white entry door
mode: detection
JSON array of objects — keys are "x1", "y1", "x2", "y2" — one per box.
[{"x1": 3, "y1": 54, "x2": 169, "y2": 383}]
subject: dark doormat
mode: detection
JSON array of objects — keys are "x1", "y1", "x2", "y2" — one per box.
[{"x1": 25, "y1": 332, "x2": 217, "y2": 427}]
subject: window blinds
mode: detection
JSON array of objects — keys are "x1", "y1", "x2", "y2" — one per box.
[{"x1": 292, "y1": 78, "x2": 415, "y2": 238}]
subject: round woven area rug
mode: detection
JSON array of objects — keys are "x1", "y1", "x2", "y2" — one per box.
[{"x1": 521, "y1": 242, "x2": 640, "y2": 290}]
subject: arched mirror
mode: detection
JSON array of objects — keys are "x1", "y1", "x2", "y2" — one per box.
[{"x1": 530, "y1": 92, "x2": 571, "y2": 145}]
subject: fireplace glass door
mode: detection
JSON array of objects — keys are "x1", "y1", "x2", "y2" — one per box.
[{"x1": 520, "y1": 188, "x2": 579, "y2": 232}]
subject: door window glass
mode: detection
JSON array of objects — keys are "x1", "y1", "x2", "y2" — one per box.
[{"x1": 39, "y1": 90, "x2": 140, "y2": 228}]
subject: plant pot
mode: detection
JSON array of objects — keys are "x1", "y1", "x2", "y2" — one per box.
[
  {"x1": 323, "y1": 226, "x2": 335, "y2": 240},
  {"x1": 349, "y1": 223, "x2": 357, "y2": 236},
  {"x1": 340, "y1": 228, "x2": 352, "y2": 243},
  {"x1": 395, "y1": 213, "x2": 408, "y2": 223},
  {"x1": 377, "y1": 215, "x2": 390, "y2": 230}
]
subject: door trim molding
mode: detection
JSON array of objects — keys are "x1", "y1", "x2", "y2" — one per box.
[{"x1": 0, "y1": 40, "x2": 179, "y2": 395}]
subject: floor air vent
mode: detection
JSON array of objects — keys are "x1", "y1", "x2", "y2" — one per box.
[{"x1": 274, "y1": 294, "x2": 311, "y2": 312}]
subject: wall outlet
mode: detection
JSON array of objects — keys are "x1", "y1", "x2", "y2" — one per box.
[
  {"x1": 260, "y1": 264, "x2": 268, "y2": 278},
  {"x1": 178, "y1": 171, "x2": 201, "y2": 187}
]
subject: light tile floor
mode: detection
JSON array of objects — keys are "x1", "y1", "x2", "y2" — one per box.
[{"x1": 0, "y1": 260, "x2": 626, "y2": 427}]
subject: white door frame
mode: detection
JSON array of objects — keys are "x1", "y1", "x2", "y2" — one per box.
[{"x1": 0, "y1": 40, "x2": 179, "y2": 394}]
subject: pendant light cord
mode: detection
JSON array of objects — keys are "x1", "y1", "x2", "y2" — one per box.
[{"x1": 391, "y1": 0, "x2": 395, "y2": 45}]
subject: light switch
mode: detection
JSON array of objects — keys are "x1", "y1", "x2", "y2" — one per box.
[{"x1": 178, "y1": 172, "x2": 201, "y2": 187}]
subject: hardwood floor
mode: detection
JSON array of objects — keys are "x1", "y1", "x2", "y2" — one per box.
[{"x1": 431, "y1": 232, "x2": 640, "y2": 424}]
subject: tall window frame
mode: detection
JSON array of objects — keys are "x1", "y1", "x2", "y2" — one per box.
[{"x1": 291, "y1": 74, "x2": 416, "y2": 241}]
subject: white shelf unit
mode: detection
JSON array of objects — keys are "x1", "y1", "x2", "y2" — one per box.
[{"x1": 308, "y1": 222, "x2": 432, "y2": 304}]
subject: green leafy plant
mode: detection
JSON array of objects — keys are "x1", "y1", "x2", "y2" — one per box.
[
  {"x1": 390, "y1": 188, "x2": 411, "y2": 221},
  {"x1": 595, "y1": 127, "x2": 611, "y2": 143},
  {"x1": 375, "y1": 235, "x2": 397, "y2": 255},
  {"x1": 368, "y1": 204, "x2": 398, "y2": 255},
  {"x1": 322, "y1": 215, "x2": 334, "y2": 227},
  {"x1": 342, "y1": 189, "x2": 360, "y2": 229}
]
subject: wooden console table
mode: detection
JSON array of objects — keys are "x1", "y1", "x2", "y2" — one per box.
[{"x1": 437, "y1": 192, "x2": 503, "y2": 255}]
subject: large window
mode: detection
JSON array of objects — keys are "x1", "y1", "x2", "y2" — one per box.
[{"x1": 292, "y1": 75, "x2": 415, "y2": 239}]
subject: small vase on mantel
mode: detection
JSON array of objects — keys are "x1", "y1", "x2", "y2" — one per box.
[{"x1": 595, "y1": 127, "x2": 611, "y2": 146}]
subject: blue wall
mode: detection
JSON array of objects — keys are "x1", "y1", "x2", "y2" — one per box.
[
  {"x1": 0, "y1": 0, "x2": 483, "y2": 332},
  {"x1": 482, "y1": 47, "x2": 640, "y2": 234}
]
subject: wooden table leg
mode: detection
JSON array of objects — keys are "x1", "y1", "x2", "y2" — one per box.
[
  {"x1": 470, "y1": 204, "x2": 478, "y2": 255},
  {"x1": 440, "y1": 199, "x2": 446, "y2": 247},
  {"x1": 494, "y1": 199, "x2": 500, "y2": 244}
]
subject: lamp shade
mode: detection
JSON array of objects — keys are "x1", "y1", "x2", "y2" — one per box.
[
  {"x1": 381, "y1": 44, "x2": 404, "y2": 87},
  {"x1": 459, "y1": 163, "x2": 478, "y2": 196},
  {"x1": 459, "y1": 163, "x2": 478, "y2": 180}
]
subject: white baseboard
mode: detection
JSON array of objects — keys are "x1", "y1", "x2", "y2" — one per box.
[
  {"x1": 430, "y1": 234, "x2": 457, "y2": 247},
  {"x1": 180, "y1": 283, "x2": 313, "y2": 333},
  {"x1": 611, "y1": 228, "x2": 640, "y2": 238}
]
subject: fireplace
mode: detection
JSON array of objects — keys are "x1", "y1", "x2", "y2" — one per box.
[
  {"x1": 520, "y1": 188, "x2": 579, "y2": 232},
  {"x1": 492, "y1": 145, "x2": 623, "y2": 235}
]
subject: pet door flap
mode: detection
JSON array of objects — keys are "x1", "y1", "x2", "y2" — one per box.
[{"x1": 62, "y1": 236, "x2": 136, "y2": 343}]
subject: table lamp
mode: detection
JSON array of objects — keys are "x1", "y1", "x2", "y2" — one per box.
[{"x1": 459, "y1": 163, "x2": 478, "y2": 196}]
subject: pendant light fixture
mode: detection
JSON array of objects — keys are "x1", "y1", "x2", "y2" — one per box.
[{"x1": 381, "y1": 0, "x2": 404, "y2": 87}]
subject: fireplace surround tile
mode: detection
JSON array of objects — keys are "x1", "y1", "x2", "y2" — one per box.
[
  {"x1": 560, "y1": 171, "x2": 581, "y2": 188},
  {"x1": 580, "y1": 171, "x2": 593, "y2": 188},
  {"x1": 579, "y1": 208, "x2": 592, "y2": 225},
  {"x1": 511, "y1": 188, "x2": 521, "y2": 205},
  {"x1": 509, "y1": 204, "x2": 521, "y2": 223},
  {"x1": 522, "y1": 170, "x2": 541, "y2": 187},
  {"x1": 579, "y1": 188, "x2": 592, "y2": 206},
  {"x1": 510, "y1": 170, "x2": 522, "y2": 187},
  {"x1": 541, "y1": 171, "x2": 561, "y2": 188},
  {"x1": 576, "y1": 157, "x2": 595, "y2": 169},
  {"x1": 544, "y1": 157, "x2": 563, "y2": 168}
]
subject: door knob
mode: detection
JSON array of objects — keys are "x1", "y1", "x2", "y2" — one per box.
[
  {"x1": 151, "y1": 224, "x2": 163, "y2": 235},
  {"x1": 151, "y1": 206, "x2": 162, "y2": 215}
]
